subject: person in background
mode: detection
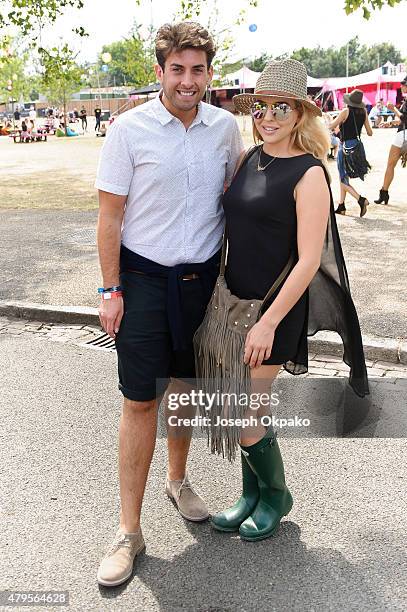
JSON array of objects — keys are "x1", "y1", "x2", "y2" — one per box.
[
  {"x1": 374, "y1": 76, "x2": 407, "y2": 205},
  {"x1": 324, "y1": 112, "x2": 340, "y2": 159},
  {"x1": 14, "y1": 107, "x2": 21, "y2": 126},
  {"x1": 368, "y1": 101, "x2": 384, "y2": 128},
  {"x1": 80, "y1": 106, "x2": 87, "y2": 132},
  {"x1": 96, "y1": 122, "x2": 107, "y2": 137},
  {"x1": 20, "y1": 120, "x2": 30, "y2": 142},
  {"x1": 28, "y1": 106, "x2": 36, "y2": 128},
  {"x1": 94, "y1": 106, "x2": 102, "y2": 132},
  {"x1": 329, "y1": 89, "x2": 373, "y2": 217}
]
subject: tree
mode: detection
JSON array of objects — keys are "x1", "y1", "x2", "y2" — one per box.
[
  {"x1": 290, "y1": 37, "x2": 403, "y2": 78},
  {"x1": 38, "y1": 44, "x2": 82, "y2": 135},
  {"x1": 0, "y1": 0, "x2": 86, "y2": 39},
  {"x1": 0, "y1": 44, "x2": 30, "y2": 104},
  {"x1": 96, "y1": 25, "x2": 156, "y2": 88},
  {"x1": 344, "y1": 0, "x2": 405, "y2": 19},
  {"x1": 247, "y1": 53, "x2": 271, "y2": 73},
  {"x1": 175, "y1": 0, "x2": 258, "y2": 20},
  {"x1": 0, "y1": 0, "x2": 404, "y2": 48}
]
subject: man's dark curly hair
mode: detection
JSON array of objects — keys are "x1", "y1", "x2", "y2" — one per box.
[{"x1": 155, "y1": 22, "x2": 216, "y2": 70}]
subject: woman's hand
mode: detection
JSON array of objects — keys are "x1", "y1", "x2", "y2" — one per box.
[{"x1": 244, "y1": 318, "x2": 276, "y2": 369}]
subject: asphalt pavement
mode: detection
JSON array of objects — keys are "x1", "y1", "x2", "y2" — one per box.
[
  {"x1": 1, "y1": 328, "x2": 406, "y2": 611},
  {"x1": 0, "y1": 195, "x2": 406, "y2": 341}
]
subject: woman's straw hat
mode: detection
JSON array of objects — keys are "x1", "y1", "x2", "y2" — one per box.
[
  {"x1": 343, "y1": 89, "x2": 365, "y2": 108},
  {"x1": 233, "y1": 58, "x2": 322, "y2": 117}
]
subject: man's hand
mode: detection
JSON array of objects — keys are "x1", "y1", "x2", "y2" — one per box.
[{"x1": 99, "y1": 297, "x2": 124, "y2": 339}]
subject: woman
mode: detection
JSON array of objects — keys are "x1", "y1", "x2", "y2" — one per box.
[
  {"x1": 205, "y1": 59, "x2": 369, "y2": 542},
  {"x1": 20, "y1": 120, "x2": 30, "y2": 142},
  {"x1": 374, "y1": 76, "x2": 407, "y2": 205},
  {"x1": 329, "y1": 89, "x2": 373, "y2": 216}
]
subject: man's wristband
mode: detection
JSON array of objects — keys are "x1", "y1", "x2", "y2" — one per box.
[
  {"x1": 100, "y1": 291, "x2": 123, "y2": 300},
  {"x1": 98, "y1": 285, "x2": 123, "y2": 294}
]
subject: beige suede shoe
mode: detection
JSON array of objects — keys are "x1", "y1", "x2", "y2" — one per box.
[
  {"x1": 165, "y1": 474, "x2": 209, "y2": 522},
  {"x1": 97, "y1": 528, "x2": 145, "y2": 587}
]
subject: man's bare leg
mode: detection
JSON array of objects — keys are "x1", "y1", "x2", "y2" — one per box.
[
  {"x1": 165, "y1": 379, "x2": 195, "y2": 481},
  {"x1": 164, "y1": 379, "x2": 209, "y2": 521},
  {"x1": 119, "y1": 398, "x2": 159, "y2": 533}
]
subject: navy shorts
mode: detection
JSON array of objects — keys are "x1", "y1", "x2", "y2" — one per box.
[{"x1": 115, "y1": 271, "x2": 212, "y2": 402}]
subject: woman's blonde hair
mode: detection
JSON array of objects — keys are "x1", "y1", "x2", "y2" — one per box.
[{"x1": 252, "y1": 102, "x2": 331, "y2": 170}]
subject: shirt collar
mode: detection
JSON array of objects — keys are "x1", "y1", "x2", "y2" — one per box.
[{"x1": 152, "y1": 91, "x2": 211, "y2": 127}]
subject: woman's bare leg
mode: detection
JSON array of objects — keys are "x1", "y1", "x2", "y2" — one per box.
[
  {"x1": 339, "y1": 181, "x2": 347, "y2": 204},
  {"x1": 240, "y1": 364, "x2": 281, "y2": 447},
  {"x1": 382, "y1": 145, "x2": 401, "y2": 191},
  {"x1": 343, "y1": 182, "x2": 361, "y2": 202}
]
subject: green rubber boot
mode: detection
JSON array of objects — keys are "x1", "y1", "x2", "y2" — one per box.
[
  {"x1": 239, "y1": 431, "x2": 293, "y2": 542},
  {"x1": 211, "y1": 451, "x2": 259, "y2": 532}
]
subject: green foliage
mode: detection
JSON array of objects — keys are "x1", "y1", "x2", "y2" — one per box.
[
  {"x1": 38, "y1": 44, "x2": 82, "y2": 133},
  {"x1": 0, "y1": 0, "x2": 85, "y2": 39},
  {"x1": 247, "y1": 52, "x2": 271, "y2": 73},
  {"x1": 245, "y1": 37, "x2": 403, "y2": 79},
  {"x1": 94, "y1": 25, "x2": 156, "y2": 88},
  {"x1": 344, "y1": 0, "x2": 404, "y2": 19},
  {"x1": 175, "y1": 0, "x2": 258, "y2": 19},
  {"x1": 287, "y1": 37, "x2": 402, "y2": 78},
  {"x1": 174, "y1": 0, "x2": 259, "y2": 77},
  {"x1": 0, "y1": 38, "x2": 32, "y2": 103}
]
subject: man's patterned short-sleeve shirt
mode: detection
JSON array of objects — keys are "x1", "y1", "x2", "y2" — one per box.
[{"x1": 95, "y1": 94, "x2": 243, "y2": 266}]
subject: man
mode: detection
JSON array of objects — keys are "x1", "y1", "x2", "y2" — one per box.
[
  {"x1": 368, "y1": 100, "x2": 384, "y2": 128},
  {"x1": 94, "y1": 105, "x2": 102, "y2": 131},
  {"x1": 29, "y1": 105, "x2": 36, "y2": 127},
  {"x1": 95, "y1": 21, "x2": 243, "y2": 587},
  {"x1": 80, "y1": 105, "x2": 87, "y2": 132}
]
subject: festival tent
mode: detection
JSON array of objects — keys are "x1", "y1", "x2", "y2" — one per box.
[
  {"x1": 312, "y1": 62, "x2": 406, "y2": 108},
  {"x1": 222, "y1": 66, "x2": 260, "y2": 89},
  {"x1": 222, "y1": 67, "x2": 330, "y2": 89},
  {"x1": 215, "y1": 62, "x2": 406, "y2": 111}
]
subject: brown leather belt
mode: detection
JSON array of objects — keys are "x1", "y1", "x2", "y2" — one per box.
[{"x1": 128, "y1": 269, "x2": 200, "y2": 281}]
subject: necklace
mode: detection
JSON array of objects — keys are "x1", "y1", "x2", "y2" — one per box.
[{"x1": 257, "y1": 147, "x2": 278, "y2": 172}]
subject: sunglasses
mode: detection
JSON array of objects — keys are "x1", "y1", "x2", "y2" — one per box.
[{"x1": 250, "y1": 101, "x2": 295, "y2": 121}]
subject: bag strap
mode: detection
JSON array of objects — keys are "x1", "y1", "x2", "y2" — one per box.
[
  {"x1": 219, "y1": 144, "x2": 294, "y2": 302},
  {"x1": 261, "y1": 254, "x2": 295, "y2": 305},
  {"x1": 350, "y1": 108, "x2": 361, "y2": 142}
]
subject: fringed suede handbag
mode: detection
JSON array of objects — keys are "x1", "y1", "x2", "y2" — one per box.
[
  {"x1": 343, "y1": 112, "x2": 371, "y2": 180},
  {"x1": 193, "y1": 235, "x2": 294, "y2": 461}
]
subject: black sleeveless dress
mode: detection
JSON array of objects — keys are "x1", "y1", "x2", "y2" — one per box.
[{"x1": 222, "y1": 146, "x2": 369, "y2": 398}]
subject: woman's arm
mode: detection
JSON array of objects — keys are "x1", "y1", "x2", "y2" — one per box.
[
  {"x1": 329, "y1": 108, "x2": 348, "y2": 130},
  {"x1": 244, "y1": 166, "x2": 330, "y2": 368},
  {"x1": 387, "y1": 102, "x2": 401, "y2": 118},
  {"x1": 364, "y1": 110, "x2": 373, "y2": 136}
]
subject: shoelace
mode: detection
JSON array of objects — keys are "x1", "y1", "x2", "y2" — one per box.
[
  {"x1": 175, "y1": 475, "x2": 199, "y2": 501},
  {"x1": 111, "y1": 533, "x2": 133, "y2": 549}
]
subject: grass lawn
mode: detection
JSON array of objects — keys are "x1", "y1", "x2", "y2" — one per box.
[
  {"x1": 0, "y1": 135, "x2": 103, "y2": 210},
  {"x1": 0, "y1": 120, "x2": 405, "y2": 211}
]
